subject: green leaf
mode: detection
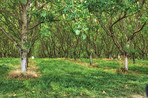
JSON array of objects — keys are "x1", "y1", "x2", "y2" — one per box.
[
  {"x1": 78, "y1": 25, "x2": 81, "y2": 29},
  {"x1": 20, "y1": 0, "x2": 26, "y2": 4},
  {"x1": 75, "y1": 30, "x2": 80, "y2": 35},
  {"x1": 84, "y1": 28, "x2": 89, "y2": 31},
  {"x1": 41, "y1": 12, "x2": 46, "y2": 17},
  {"x1": 142, "y1": 27, "x2": 147, "y2": 31},
  {"x1": 24, "y1": 42, "x2": 32, "y2": 49},
  {"x1": 82, "y1": 34, "x2": 87, "y2": 39}
]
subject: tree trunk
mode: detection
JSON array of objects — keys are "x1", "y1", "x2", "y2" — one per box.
[
  {"x1": 132, "y1": 53, "x2": 135, "y2": 64},
  {"x1": 124, "y1": 53, "x2": 128, "y2": 71},
  {"x1": 90, "y1": 52, "x2": 93, "y2": 65},
  {"x1": 21, "y1": 5, "x2": 28, "y2": 72},
  {"x1": 20, "y1": 49, "x2": 27, "y2": 72},
  {"x1": 74, "y1": 51, "x2": 76, "y2": 61},
  {"x1": 123, "y1": 41, "x2": 130, "y2": 71}
]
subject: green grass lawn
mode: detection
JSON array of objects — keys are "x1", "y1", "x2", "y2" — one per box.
[
  {"x1": 0, "y1": 58, "x2": 148, "y2": 97},
  {"x1": 78, "y1": 58, "x2": 148, "y2": 75}
]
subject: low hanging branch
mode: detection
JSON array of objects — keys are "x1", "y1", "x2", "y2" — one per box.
[
  {"x1": 109, "y1": 12, "x2": 135, "y2": 30},
  {"x1": 0, "y1": 26, "x2": 21, "y2": 50},
  {"x1": 29, "y1": 19, "x2": 61, "y2": 30},
  {"x1": 110, "y1": 12, "x2": 127, "y2": 28},
  {"x1": 111, "y1": 34, "x2": 124, "y2": 53},
  {"x1": 29, "y1": 21, "x2": 45, "y2": 30},
  {"x1": 37, "y1": 2, "x2": 50, "y2": 10},
  {"x1": 128, "y1": 22, "x2": 146, "y2": 41},
  {"x1": 97, "y1": 18, "x2": 111, "y2": 36}
]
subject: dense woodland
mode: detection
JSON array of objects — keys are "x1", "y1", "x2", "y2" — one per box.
[{"x1": 0, "y1": 0, "x2": 147, "y2": 72}]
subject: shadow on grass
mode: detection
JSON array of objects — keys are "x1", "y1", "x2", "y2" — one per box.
[
  {"x1": 0, "y1": 64, "x2": 10, "y2": 77},
  {"x1": 0, "y1": 80, "x2": 25, "y2": 94},
  {"x1": 0, "y1": 64, "x2": 26, "y2": 95},
  {"x1": 0, "y1": 59, "x2": 147, "y2": 97},
  {"x1": 129, "y1": 65, "x2": 148, "y2": 74},
  {"x1": 29, "y1": 59, "x2": 147, "y2": 97}
]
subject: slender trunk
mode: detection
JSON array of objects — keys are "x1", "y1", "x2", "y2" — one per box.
[
  {"x1": 66, "y1": 48, "x2": 69, "y2": 58},
  {"x1": 123, "y1": 41, "x2": 130, "y2": 71},
  {"x1": 90, "y1": 52, "x2": 93, "y2": 65},
  {"x1": 74, "y1": 51, "x2": 76, "y2": 61},
  {"x1": 124, "y1": 53, "x2": 128, "y2": 71},
  {"x1": 27, "y1": 53, "x2": 29, "y2": 67},
  {"x1": 133, "y1": 53, "x2": 135, "y2": 64},
  {"x1": 21, "y1": 6, "x2": 28, "y2": 72}
]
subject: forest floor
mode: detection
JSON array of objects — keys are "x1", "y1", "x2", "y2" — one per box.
[{"x1": 0, "y1": 58, "x2": 148, "y2": 98}]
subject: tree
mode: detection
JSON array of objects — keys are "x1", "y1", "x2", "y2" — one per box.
[
  {"x1": 87, "y1": 0, "x2": 147, "y2": 71},
  {"x1": 0, "y1": 0, "x2": 55, "y2": 72}
]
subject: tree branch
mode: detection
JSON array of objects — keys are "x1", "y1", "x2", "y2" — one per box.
[
  {"x1": 97, "y1": 17, "x2": 111, "y2": 36},
  {"x1": 110, "y1": 12, "x2": 127, "y2": 29},
  {"x1": 128, "y1": 22, "x2": 146, "y2": 41},
  {"x1": 111, "y1": 34, "x2": 124, "y2": 53},
  {"x1": 0, "y1": 26, "x2": 21, "y2": 50},
  {"x1": 29, "y1": 21, "x2": 44, "y2": 30},
  {"x1": 29, "y1": 19, "x2": 61, "y2": 30},
  {"x1": 37, "y1": 2, "x2": 50, "y2": 10}
]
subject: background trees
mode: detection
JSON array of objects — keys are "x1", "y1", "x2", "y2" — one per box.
[
  {"x1": 0, "y1": 0, "x2": 147, "y2": 72},
  {"x1": 86, "y1": 0, "x2": 147, "y2": 70}
]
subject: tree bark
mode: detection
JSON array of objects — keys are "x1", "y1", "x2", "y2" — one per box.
[
  {"x1": 21, "y1": 5, "x2": 28, "y2": 72},
  {"x1": 124, "y1": 41, "x2": 130, "y2": 71},
  {"x1": 90, "y1": 52, "x2": 93, "y2": 65},
  {"x1": 20, "y1": 49, "x2": 27, "y2": 72},
  {"x1": 132, "y1": 53, "x2": 135, "y2": 64},
  {"x1": 74, "y1": 51, "x2": 76, "y2": 61},
  {"x1": 124, "y1": 53, "x2": 128, "y2": 71}
]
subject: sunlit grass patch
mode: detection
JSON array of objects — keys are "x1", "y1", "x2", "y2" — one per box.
[
  {"x1": 0, "y1": 58, "x2": 147, "y2": 97},
  {"x1": 128, "y1": 59, "x2": 148, "y2": 65},
  {"x1": 34, "y1": 58, "x2": 147, "y2": 97},
  {"x1": 78, "y1": 58, "x2": 148, "y2": 75}
]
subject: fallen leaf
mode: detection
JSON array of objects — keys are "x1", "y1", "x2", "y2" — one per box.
[
  {"x1": 24, "y1": 90, "x2": 26, "y2": 94},
  {"x1": 64, "y1": 92, "x2": 66, "y2": 96},
  {"x1": 13, "y1": 94, "x2": 16, "y2": 97},
  {"x1": 32, "y1": 91, "x2": 35, "y2": 93},
  {"x1": 102, "y1": 91, "x2": 106, "y2": 94}
]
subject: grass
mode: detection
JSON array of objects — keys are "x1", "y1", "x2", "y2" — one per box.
[
  {"x1": 0, "y1": 58, "x2": 148, "y2": 97},
  {"x1": 77, "y1": 58, "x2": 148, "y2": 75}
]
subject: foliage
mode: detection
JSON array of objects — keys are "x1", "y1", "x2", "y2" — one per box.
[{"x1": 0, "y1": 0, "x2": 147, "y2": 60}]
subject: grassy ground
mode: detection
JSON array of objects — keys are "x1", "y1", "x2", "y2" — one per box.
[
  {"x1": 0, "y1": 58, "x2": 148, "y2": 97},
  {"x1": 77, "y1": 58, "x2": 148, "y2": 75}
]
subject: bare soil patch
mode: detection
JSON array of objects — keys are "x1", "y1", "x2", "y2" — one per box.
[{"x1": 9, "y1": 58, "x2": 41, "y2": 80}]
